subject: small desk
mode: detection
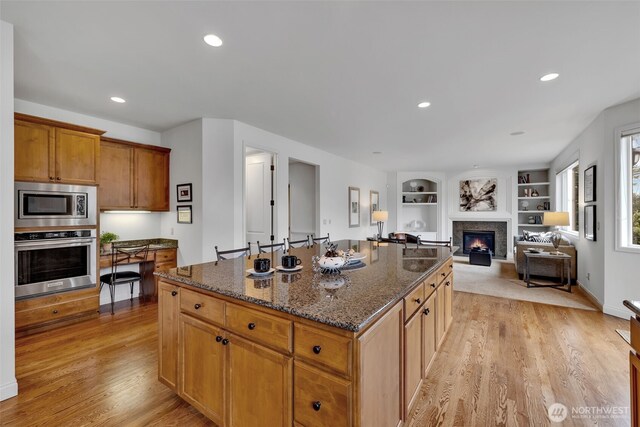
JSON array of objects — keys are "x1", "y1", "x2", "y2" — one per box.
[{"x1": 524, "y1": 251, "x2": 572, "y2": 292}]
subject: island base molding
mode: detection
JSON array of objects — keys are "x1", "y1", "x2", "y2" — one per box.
[{"x1": 158, "y1": 256, "x2": 453, "y2": 427}]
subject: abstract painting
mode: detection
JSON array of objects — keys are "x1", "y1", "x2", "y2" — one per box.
[{"x1": 459, "y1": 179, "x2": 497, "y2": 211}]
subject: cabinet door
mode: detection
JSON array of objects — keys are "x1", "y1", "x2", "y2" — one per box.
[
  {"x1": 227, "y1": 333, "x2": 292, "y2": 427},
  {"x1": 436, "y1": 287, "x2": 445, "y2": 348},
  {"x1": 179, "y1": 314, "x2": 225, "y2": 426},
  {"x1": 99, "y1": 141, "x2": 133, "y2": 209},
  {"x1": 444, "y1": 275, "x2": 453, "y2": 333},
  {"x1": 404, "y1": 309, "x2": 423, "y2": 417},
  {"x1": 158, "y1": 281, "x2": 180, "y2": 390},
  {"x1": 55, "y1": 128, "x2": 99, "y2": 184},
  {"x1": 631, "y1": 351, "x2": 640, "y2": 427},
  {"x1": 14, "y1": 120, "x2": 55, "y2": 182},
  {"x1": 134, "y1": 147, "x2": 169, "y2": 210},
  {"x1": 422, "y1": 293, "x2": 436, "y2": 378}
]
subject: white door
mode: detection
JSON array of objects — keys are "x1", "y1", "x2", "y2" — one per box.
[{"x1": 246, "y1": 152, "x2": 274, "y2": 247}]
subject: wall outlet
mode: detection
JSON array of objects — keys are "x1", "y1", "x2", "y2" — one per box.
[{"x1": 586, "y1": 272, "x2": 590, "y2": 280}]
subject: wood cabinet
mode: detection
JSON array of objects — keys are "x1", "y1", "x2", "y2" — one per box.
[
  {"x1": 158, "y1": 281, "x2": 180, "y2": 389},
  {"x1": 404, "y1": 305, "x2": 423, "y2": 417},
  {"x1": 631, "y1": 350, "x2": 640, "y2": 427},
  {"x1": 99, "y1": 137, "x2": 170, "y2": 211},
  {"x1": 422, "y1": 293, "x2": 437, "y2": 377},
  {"x1": 15, "y1": 114, "x2": 104, "y2": 184}
]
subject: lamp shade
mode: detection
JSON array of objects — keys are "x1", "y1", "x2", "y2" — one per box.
[
  {"x1": 543, "y1": 211, "x2": 570, "y2": 226},
  {"x1": 372, "y1": 210, "x2": 388, "y2": 222}
]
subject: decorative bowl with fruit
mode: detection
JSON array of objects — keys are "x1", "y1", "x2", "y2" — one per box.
[{"x1": 313, "y1": 243, "x2": 354, "y2": 274}]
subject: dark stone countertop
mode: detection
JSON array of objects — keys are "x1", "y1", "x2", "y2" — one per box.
[
  {"x1": 155, "y1": 240, "x2": 453, "y2": 333},
  {"x1": 101, "y1": 238, "x2": 178, "y2": 255},
  {"x1": 624, "y1": 300, "x2": 640, "y2": 317}
]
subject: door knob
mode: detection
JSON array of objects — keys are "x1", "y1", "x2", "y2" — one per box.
[
  {"x1": 216, "y1": 336, "x2": 223, "y2": 342},
  {"x1": 423, "y1": 308, "x2": 430, "y2": 315},
  {"x1": 222, "y1": 338, "x2": 229, "y2": 345},
  {"x1": 313, "y1": 345, "x2": 322, "y2": 354},
  {"x1": 171, "y1": 290, "x2": 177, "y2": 296},
  {"x1": 248, "y1": 322, "x2": 256, "y2": 330},
  {"x1": 194, "y1": 303, "x2": 202, "y2": 310},
  {"x1": 312, "y1": 401, "x2": 321, "y2": 411}
]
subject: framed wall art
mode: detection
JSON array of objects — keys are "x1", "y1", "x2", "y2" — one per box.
[
  {"x1": 584, "y1": 204, "x2": 596, "y2": 241},
  {"x1": 584, "y1": 165, "x2": 596, "y2": 203},
  {"x1": 177, "y1": 183, "x2": 193, "y2": 202},
  {"x1": 177, "y1": 205, "x2": 192, "y2": 224},
  {"x1": 459, "y1": 178, "x2": 497, "y2": 211},
  {"x1": 370, "y1": 190, "x2": 379, "y2": 226},
  {"x1": 349, "y1": 186, "x2": 360, "y2": 227}
]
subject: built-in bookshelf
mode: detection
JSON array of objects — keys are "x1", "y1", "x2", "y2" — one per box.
[
  {"x1": 398, "y1": 178, "x2": 438, "y2": 235},
  {"x1": 516, "y1": 168, "x2": 552, "y2": 234}
]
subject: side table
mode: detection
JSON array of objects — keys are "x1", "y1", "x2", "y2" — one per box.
[{"x1": 523, "y1": 251, "x2": 572, "y2": 292}]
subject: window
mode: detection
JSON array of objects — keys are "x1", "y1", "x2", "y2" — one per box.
[
  {"x1": 556, "y1": 160, "x2": 579, "y2": 233},
  {"x1": 617, "y1": 127, "x2": 640, "y2": 250}
]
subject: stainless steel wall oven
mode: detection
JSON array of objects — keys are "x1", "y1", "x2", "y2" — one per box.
[{"x1": 15, "y1": 229, "x2": 97, "y2": 299}]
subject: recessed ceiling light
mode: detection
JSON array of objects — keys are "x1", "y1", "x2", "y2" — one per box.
[
  {"x1": 473, "y1": 164, "x2": 479, "y2": 169},
  {"x1": 510, "y1": 131, "x2": 525, "y2": 136},
  {"x1": 110, "y1": 96, "x2": 126, "y2": 103},
  {"x1": 204, "y1": 34, "x2": 223, "y2": 47},
  {"x1": 417, "y1": 101, "x2": 431, "y2": 108},
  {"x1": 540, "y1": 73, "x2": 559, "y2": 82},
  {"x1": 372, "y1": 151, "x2": 382, "y2": 155}
]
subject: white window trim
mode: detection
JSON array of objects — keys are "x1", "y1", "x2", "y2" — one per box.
[
  {"x1": 556, "y1": 160, "x2": 579, "y2": 237},
  {"x1": 615, "y1": 123, "x2": 640, "y2": 254}
]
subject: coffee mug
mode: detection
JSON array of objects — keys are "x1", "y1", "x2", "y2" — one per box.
[
  {"x1": 254, "y1": 258, "x2": 271, "y2": 273},
  {"x1": 281, "y1": 255, "x2": 302, "y2": 269}
]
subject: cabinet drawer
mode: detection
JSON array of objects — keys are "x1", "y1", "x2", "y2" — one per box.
[
  {"x1": 423, "y1": 273, "x2": 438, "y2": 298},
  {"x1": 436, "y1": 259, "x2": 453, "y2": 284},
  {"x1": 294, "y1": 324, "x2": 352, "y2": 376},
  {"x1": 180, "y1": 288, "x2": 224, "y2": 326},
  {"x1": 16, "y1": 295, "x2": 98, "y2": 329},
  {"x1": 154, "y1": 249, "x2": 176, "y2": 263},
  {"x1": 155, "y1": 260, "x2": 176, "y2": 272},
  {"x1": 226, "y1": 303, "x2": 292, "y2": 353},
  {"x1": 404, "y1": 283, "x2": 425, "y2": 321},
  {"x1": 294, "y1": 362, "x2": 351, "y2": 427}
]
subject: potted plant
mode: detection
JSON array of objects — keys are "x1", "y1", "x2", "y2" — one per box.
[{"x1": 100, "y1": 231, "x2": 119, "y2": 254}]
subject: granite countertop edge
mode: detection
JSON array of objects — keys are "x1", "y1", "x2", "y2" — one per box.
[
  {"x1": 107, "y1": 238, "x2": 179, "y2": 250},
  {"x1": 155, "y1": 262, "x2": 443, "y2": 333}
]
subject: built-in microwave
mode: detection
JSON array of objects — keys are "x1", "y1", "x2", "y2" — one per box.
[{"x1": 15, "y1": 182, "x2": 97, "y2": 228}]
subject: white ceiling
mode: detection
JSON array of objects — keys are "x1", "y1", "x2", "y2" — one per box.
[{"x1": 2, "y1": 1, "x2": 640, "y2": 172}]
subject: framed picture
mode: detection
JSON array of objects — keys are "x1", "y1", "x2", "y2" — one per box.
[
  {"x1": 370, "y1": 190, "x2": 379, "y2": 226},
  {"x1": 584, "y1": 165, "x2": 596, "y2": 203},
  {"x1": 459, "y1": 178, "x2": 497, "y2": 211},
  {"x1": 584, "y1": 204, "x2": 596, "y2": 241},
  {"x1": 177, "y1": 205, "x2": 192, "y2": 224},
  {"x1": 177, "y1": 183, "x2": 193, "y2": 202},
  {"x1": 349, "y1": 186, "x2": 360, "y2": 227},
  {"x1": 176, "y1": 265, "x2": 192, "y2": 277}
]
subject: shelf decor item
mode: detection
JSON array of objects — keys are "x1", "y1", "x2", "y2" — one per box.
[
  {"x1": 459, "y1": 178, "x2": 497, "y2": 211},
  {"x1": 349, "y1": 186, "x2": 360, "y2": 227},
  {"x1": 584, "y1": 205, "x2": 597, "y2": 241},
  {"x1": 531, "y1": 189, "x2": 539, "y2": 197},
  {"x1": 370, "y1": 190, "x2": 379, "y2": 226},
  {"x1": 521, "y1": 200, "x2": 529, "y2": 211},
  {"x1": 177, "y1": 183, "x2": 192, "y2": 202},
  {"x1": 543, "y1": 211, "x2": 570, "y2": 254},
  {"x1": 177, "y1": 205, "x2": 192, "y2": 224},
  {"x1": 99, "y1": 231, "x2": 119, "y2": 254},
  {"x1": 584, "y1": 165, "x2": 596, "y2": 202}
]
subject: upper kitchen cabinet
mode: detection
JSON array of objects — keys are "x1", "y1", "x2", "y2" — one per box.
[
  {"x1": 99, "y1": 137, "x2": 171, "y2": 211},
  {"x1": 15, "y1": 113, "x2": 104, "y2": 185}
]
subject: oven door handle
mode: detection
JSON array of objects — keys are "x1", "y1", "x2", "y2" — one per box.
[{"x1": 15, "y1": 238, "x2": 96, "y2": 249}]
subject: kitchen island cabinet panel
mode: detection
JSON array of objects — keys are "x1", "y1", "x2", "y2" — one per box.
[{"x1": 158, "y1": 281, "x2": 180, "y2": 389}]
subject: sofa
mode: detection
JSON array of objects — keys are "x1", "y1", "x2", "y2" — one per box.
[{"x1": 513, "y1": 235, "x2": 577, "y2": 282}]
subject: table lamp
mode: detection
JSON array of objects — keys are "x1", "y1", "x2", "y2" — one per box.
[
  {"x1": 372, "y1": 210, "x2": 388, "y2": 240},
  {"x1": 543, "y1": 211, "x2": 570, "y2": 255}
]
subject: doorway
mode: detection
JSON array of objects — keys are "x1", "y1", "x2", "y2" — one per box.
[
  {"x1": 288, "y1": 159, "x2": 318, "y2": 241},
  {"x1": 245, "y1": 147, "x2": 276, "y2": 250}
]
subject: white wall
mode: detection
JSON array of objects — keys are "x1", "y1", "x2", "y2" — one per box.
[
  {"x1": 551, "y1": 98, "x2": 640, "y2": 317},
  {"x1": 0, "y1": 20, "x2": 18, "y2": 401},
  {"x1": 289, "y1": 161, "x2": 317, "y2": 240}
]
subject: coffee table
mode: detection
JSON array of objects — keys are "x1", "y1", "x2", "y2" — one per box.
[{"x1": 523, "y1": 251, "x2": 572, "y2": 292}]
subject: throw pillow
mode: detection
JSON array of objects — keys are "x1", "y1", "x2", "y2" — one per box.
[{"x1": 523, "y1": 230, "x2": 552, "y2": 243}]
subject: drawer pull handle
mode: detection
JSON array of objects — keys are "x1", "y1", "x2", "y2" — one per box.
[
  {"x1": 441, "y1": 272, "x2": 446, "y2": 277},
  {"x1": 449, "y1": 264, "x2": 453, "y2": 268},
  {"x1": 194, "y1": 303, "x2": 202, "y2": 310},
  {"x1": 49, "y1": 176, "x2": 54, "y2": 181},
  {"x1": 423, "y1": 308, "x2": 430, "y2": 315},
  {"x1": 222, "y1": 338, "x2": 229, "y2": 346},
  {"x1": 430, "y1": 283, "x2": 436, "y2": 288},
  {"x1": 446, "y1": 281, "x2": 450, "y2": 286},
  {"x1": 313, "y1": 345, "x2": 322, "y2": 354},
  {"x1": 171, "y1": 290, "x2": 177, "y2": 296},
  {"x1": 216, "y1": 336, "x2": 223, "y2": 342},
  {"x1": 52, "y1": 309, "x2": 59, "y2": 314},
  {"x1": 248, "y1": 322, "x2": 256, "y2": 330},
  {"x1": 413, "y1": 298, "x2": 421, "y2": 304},
  {"x1": 312, "y1": 401, "x2": 321, "y2": 411},
  {"x1": 56, "y1": 177, "x2": 61, "y2": 180}
]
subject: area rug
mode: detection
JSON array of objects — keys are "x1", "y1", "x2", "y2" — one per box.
[{"x1": 453, "y1": 257, "x2": 597, "y2": 311}]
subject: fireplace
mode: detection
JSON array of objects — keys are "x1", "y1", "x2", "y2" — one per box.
[{"x1": 462, "y1": 230, "x2": 495, "y2": 255}]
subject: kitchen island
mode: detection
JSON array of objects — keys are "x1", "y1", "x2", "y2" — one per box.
[{"x1": 156, "y1": 240, "x2": 454, "y2": 427}]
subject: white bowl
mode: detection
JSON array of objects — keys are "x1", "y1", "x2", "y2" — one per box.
[{"x1": 318, "y1": 256, "x2": 345, "y2": 269}]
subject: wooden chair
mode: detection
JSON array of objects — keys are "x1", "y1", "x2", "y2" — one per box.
[
  {"x1": 257, "y1": 241, "x2": 285, "y2": 254},
  {"x1": 285, "y1": 236, "x2": 310, "y2": 251},
  {"x1": 416, "y1": 237, "x2": 452, "y2": 248},
  {"x1": 99, "y1": 243, "x2": 150, "y2": 315},
  {"x1": 215, "y1": 244, "x2": 251, "y2": 261},
  {"x1": 311, "y1": 233, "x2": 330, "y2": 245}
]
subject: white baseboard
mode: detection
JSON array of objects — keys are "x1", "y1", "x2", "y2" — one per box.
[
  {"x1": 576, "y1": 281, "x2": 603, "y2": 311},
  {"x1": 604, "y1": 304, "x2": 631, "y2": 320},
  {"x1": 0, "y1": 379, "x2": 18, "y2": 401}
]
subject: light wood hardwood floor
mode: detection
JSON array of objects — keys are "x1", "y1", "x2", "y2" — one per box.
[{"x1": 0, "y1": 292, "x2": 630, "y2": 426}]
